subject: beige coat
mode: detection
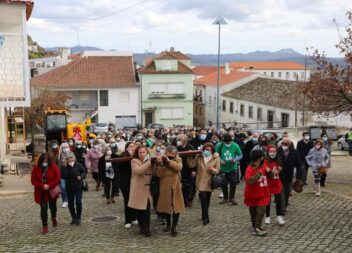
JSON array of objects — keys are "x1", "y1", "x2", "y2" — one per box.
[
  {"x1": 128, "y1": 158, "x2": 153, "y2": 210},
  {"x1": 189, "y1": 153, "x2": 220, "y2": 192},
  {"x1": 156, "y1": 157, "x2": 185, "y2": 214}
]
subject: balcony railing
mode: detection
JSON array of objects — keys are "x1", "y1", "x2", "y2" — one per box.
[{"x1": 148, "y1": 93, "x2": 186, "y2": 99}]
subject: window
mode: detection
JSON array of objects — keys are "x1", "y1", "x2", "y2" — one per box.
[
  {"x1": 301, "y1": 72, "x2": 305, "y2": 80},
  {"x1": 248, "y1": 106, "x2": 253, "y2": 119},
  {"x1": 150, "y1": 83, "x2": 184, "y2": 94},
  {"x1": 161, "y1": 61, "x2": 172, "y2": 70},
  {"x1": 79, "y1": 91, "x2": 90, "y2": 101},
  {"x1": 240, "y1": 104, "x2": 245, "y2": 117},
  {"x1": 281, "y1": 113, "x2": 290, "y2": 127},
  {"x1": 199, "y1": 90, "x2": 203, "y2": 102},
  {"x1": 278, "y1": 72, "x2": 282, "y2": 78},
  {"x1": 271, "y1": 72, "x2": 274, "y2": 77},
  {"x1": 209, "y1": 96, "x2": 212, "y2": 104},
  {"x1": 286, "y1": 72, "x2": 290, "y2": 79},
  {"x1": 230, "y1": 102, "x2": 234, "y2": 113},
  {"x1": 160, "y1": 108, "x2": 184, "y2": 119},
  {"x1": 257, "y1": 108, "x2": 262, "y2": 121},
  {"x1": 119, "y1": 92, "x2": 130, "y2": 102},
  {"x1": 222, "y1": 100, "x2": 226, "y2": 111},
  {"x1": 150, "y1": 83, "x2": 166, "y2": 93},
  {"x1": 99, "y1": 90, "x2": 108, "y2": 106},
  {"x1": 263, "y1": 72, "x2": 267, "y2": 76},
  {"x1": 168, "y1": 84, "x2": 184, "y2": 94},
  {"x1": 293, "y1": 72, "x2": 298, "y2": 80}
]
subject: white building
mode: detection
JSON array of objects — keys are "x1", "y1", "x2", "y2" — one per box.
[
  {"x1": 221, "y1": 77, "x2": 303, "y2": 129},
  {"x1": 0, "y1": 0, "x2": 33, "y2": 160},
  {"x1": 31, "y1": 51, "x2": 140, "y2": 129},
  {"x1": 231, "y1": 61, "x2": 310, "y2": 81}
]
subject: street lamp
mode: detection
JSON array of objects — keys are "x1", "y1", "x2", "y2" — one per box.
[{"x1": 213, "y1": 16, "x2": 227, "y2": 133}]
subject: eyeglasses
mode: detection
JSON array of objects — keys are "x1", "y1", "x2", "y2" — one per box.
[{"x1": 281, "y1": 143, "x2": 288, "y2": 146}]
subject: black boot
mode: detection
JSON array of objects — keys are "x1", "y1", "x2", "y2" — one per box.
[
  {"x1": 171, "y1": 213, "x2": 180, "y2": 236},
  {"x1": 164, "y1": 213, "x2": 171, "y2": 232}
]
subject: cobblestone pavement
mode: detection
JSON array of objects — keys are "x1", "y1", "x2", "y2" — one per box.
[{"x1": 0, "y1": 156, "x2": 352, "y2": 253}]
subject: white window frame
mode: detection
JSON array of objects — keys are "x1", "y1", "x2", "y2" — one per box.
[
  {"x1": 149, "y1": 83, "x2": 184, "y2": 94},
  {"x1": 160, "y1": 107, "x2": 184, "y2": 119}
]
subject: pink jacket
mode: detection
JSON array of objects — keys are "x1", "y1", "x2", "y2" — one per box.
[{"x1": 85, "y1": 148, "x2": 102, "y2": 173}]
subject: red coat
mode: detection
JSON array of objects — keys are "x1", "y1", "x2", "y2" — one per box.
[
  {"x1": 31, "y1": 164, "x2": 61, "y2": 204},
  {"x1": 264, "y1": 159, "x2": 283, "y2": 195},
  {"x1": 244, "y1": 165, "x2": 270, "y2": 207}
]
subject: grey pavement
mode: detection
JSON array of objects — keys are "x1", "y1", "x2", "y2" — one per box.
[{"x1": 0, "y1": 155, "x2": 352, "y2": 253}]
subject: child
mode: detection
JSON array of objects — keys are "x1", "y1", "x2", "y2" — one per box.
[
  {"x1": 264, "y1": 145, "x2": 285, "y2": 225},
  {"x1": 244, "y1": 149, "x2": 270, "y2": 236}
]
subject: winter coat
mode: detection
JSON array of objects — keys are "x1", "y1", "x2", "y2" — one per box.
[
  {"x1": 188, "y1": 153, "x2": 220, "y2": 192},
  {"x1": 156, "y1": 157, "x2": 185, "y2": 214},
  {"x1": 31, "y1": 164, "x2": 61, "y2": 204},
  {"x1": 60, "y1": 162, "x2": 86, "y2": 192},
  {"x1": 296, "y1": 139, "x2": 314, "y2": 165},
  {"x1": 85, "y1": 148, "x2": 102, "y2": 173},
  {"x1": 305, "y1": 148, "x2": 330, "y2": 171},
  {"x1": 128, "y1": 159, "x2": 153, "y2": 210},
  {"x1": 278, "y1": 147, "x2": 302, "y2": 183},
  {"x1": 117, "y1": 151, "x2": 132, "y2": 192},
  {"x1": 177, "y1": 143, "x2": 195, "y2": 180}
]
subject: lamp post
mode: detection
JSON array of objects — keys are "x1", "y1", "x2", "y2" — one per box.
[{"x1": 213, "y1": 16, "x2": 227, "y2": 133}]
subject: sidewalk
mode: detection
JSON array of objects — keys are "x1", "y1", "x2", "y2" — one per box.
[{"x1": 0, "y1": 173, "x2": 32, "y2": 196}]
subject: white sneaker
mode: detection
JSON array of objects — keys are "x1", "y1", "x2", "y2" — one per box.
[
  {"x1": 124, "y1": 223, "x2": 131, "y2": 229},
  {"x1": 264, "y1": 217, "x2": 271, "y2": 225},
  {"x1": 61, "y1": 201, "x2": 68, "y2": 208},
  {"x1": 131, "y1": 220, "x2": 138, "y2": 225},
  {"x1": 218, "y1": 192, "x2": 224, "y2": 198},
  {"x1": 315, "y1": 192, "x2": 321, "y2": 197},
  {"x1": 277, "y1": 216, "x2": 285, "y2": 225}
]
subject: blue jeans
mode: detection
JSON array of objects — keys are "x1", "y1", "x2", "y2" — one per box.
[
  {"x1": 67, "y1": 189, "x2": 83, "y2": 220},
  {"x1": 60, "y1": 179, "x2": 67, "y2": 202}
]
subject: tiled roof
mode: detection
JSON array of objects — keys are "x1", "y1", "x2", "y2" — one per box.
[
  {"x1": 154, "y1": 50, "x2": 191, "y2": 60},
  {"x1": 194, "y1": 69, "x2": 254, "y2": 86},
  {"x1": 138, "y1": 60, "x2": 193, "y2": 74},
  {"x1": 230, "y1": 61, "x2": 305, "y2": 70},
  {"x1": 31, "y1": 56, "x2": 138, "y2": 88},
  {"x1": 192, "y1": 66, "x2": 224, "y2": 76},
  {"x1": 222, "y1": 77, "x2": 303, "y2": 110},
  {"x1": 1, "y1": 0, "x2": 34, "y2": 20}
]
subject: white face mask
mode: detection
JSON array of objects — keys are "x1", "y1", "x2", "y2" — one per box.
[
  {"x1": 93, "y1": 145, "x2": 99, "y2": 149},
  {"x1": 282, "y1": 146, "x2": 289, "y2": 151},
  {"x1": 107, "y1": 150, "x2": 112, "y2": 156},
  {"x1": 68, "y1": 162, "x2": 74, "y2": 167},
  {"x1": 304, "y1": 136, "x2": 310, "y2": 141},
  {"x1": 176, "y1": 141, "x2": 183, "y2": 147},
  {"x1": 63, "y1": 147, "x2": 70, "y2": 154}
]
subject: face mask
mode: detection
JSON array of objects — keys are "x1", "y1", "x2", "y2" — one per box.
[
  {"x1": 199, "y1": 134, "x2": 207, "y2": 141},
  {"x1": 68, "y1": 141, "x2": 73, "y2": 146},
  {"x1": 68, "y1": 162, "x2": 74, "y2": 167},
  {"x1": 42, "y1": 162, "x2": 48, "y2": 168},
  {"x1": 282, "y1": 146, "x2": 289, "y2": 151},
  {"x1": 176, "y1": 141, "x2": 183, "y2": 147},
  {"x1": 167, "y1": 156, "x2": 174, "y2": 160},
  {"x1": 107, "y1": 150, "x2": 112, "y2": 156},
  {"x1": 136, "y1": 136, "x2": 142, "y2": 141},
  {"x1": 167, "y1": 135, "x2": 171, "y2": 139},
  {"x1": 52, "y1": 144, "x2": 57, "y2": 149},
  {"x1": 76, "y1": 145, "x2": 82, "y2": 149},
  {"x1": 116, "y1": 138, "x2": 121, "y2": 142},
  {"x1": 225, "y1": 143, "x2": 231, "y2": 148},
  {"x1": 156, "y1": 146, "x2": 161, "y2": 152},
  {"x1": 252, "y1": 138, "x2": 258, "y2": 143},
  {"x1": 110, "y1": 143, "x2": 116, "y2": 148},
  {"x1": 82, "y1": 146, "x2": 87, "y2": 149},
  {"x1": 108, "y1": 135, "x2": 112, "y2": 138},
  {"x1": 93, "y1": 145, "x2": 99, "y2": 149},
  {"x1": 144, "y1": 154, "x2": 150, "y2": 161},
  {"x1": 269, "y1": 153, "x2": 276, "y2": 159},
  {"x1": 203, "y1": 150, "x2": 212, "y2": 157},
  {"x1": 63, "y1": 148, "x2": 70, "y2": 154},
  {"x1": 322, "y1": 137, "x2": 328, "y2": 142},
  {"x1": 315, "y1": 145, "x2": 321, "y2": 149},
  {"x1": 212, "y1": 141, "x2": 218, "y2": 144},
  {"x1": 304, "y1": 136, "x2": 310, "y2": 141}
]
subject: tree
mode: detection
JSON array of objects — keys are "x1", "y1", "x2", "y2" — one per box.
[
  {"x1": 25, "y1": 88, "x2": 70, "y2": 156},
  {"x1": 301, "y1": 11, "x2": 352, "y2": 117}
]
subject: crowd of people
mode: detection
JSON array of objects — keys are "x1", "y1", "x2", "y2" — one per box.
[{"x1": 31, "y1": 126, "x2": 331, "y2": 236}]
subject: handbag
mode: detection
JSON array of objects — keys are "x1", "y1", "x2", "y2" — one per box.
[
  {"x1": 211, "y1": 172, "x2": 227, "y2": 189},
  {"x1": 49, "y1": 185, "x2": 61, "y2": 199},
  {"x1": 318, "y1": 166, "x2": 327, "y2": 175},
  {"x1": 81, "y1": 178, "x2": 89, "y2": 192}
]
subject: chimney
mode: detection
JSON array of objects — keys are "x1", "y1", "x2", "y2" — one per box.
[
  {"x1": 170, "y1": 47, "x2": 175, "y2": 52},
  {"x1": 225, "y1": 62, "x2": 231, "y2": 74}
]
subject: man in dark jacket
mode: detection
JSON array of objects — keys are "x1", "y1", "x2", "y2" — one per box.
[
  {"x1": 278, "y1": 137, "x2": 302, "y2": 211},
  {"x1": 242, "y1": 133, "x2": 259, "y2": 179},
  {"x1": 296, "y1": 132, "x2": 313, "y2": 185},
  {"x1": 190, "y1": 128, "x2": 210, "y2": 150},
  {"x1": 176, "y1": 134, "x2": 195, "y2": 207}
]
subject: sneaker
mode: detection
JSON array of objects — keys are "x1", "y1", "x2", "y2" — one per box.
[
  {"x1": 252, "y1": 228, "x2": 267, "y2": 236},
  {"x1": 277, "y1": 216, "x2": 285, "y2": 225},
  {"x1": 218, "y1": 192, "x2": 224, "y2": 198},
  {"x1": 52, "y1": 218, "x2": 57, "y2": 228},
  {"x1": 125, "y1": 223, "x2": 132, "y2": 229},
  {"x1": 265, "y1": 217, "x2": 271, "y2": 225},
  {"x1": 41, "y1": 226, "x2": 49, "y2": 234},
  {"x1": 315, "y1": 192, "x2": 321, "y2": 197},
  {"x1": 131, "y1": 220, "x2": 138, "y2": 225},
  {"x1": 61, "y1": 202, "x2": 68, "y2": 208},
  {"x1": 219, "y1": 199, "x2": 228, "y2": 204}
]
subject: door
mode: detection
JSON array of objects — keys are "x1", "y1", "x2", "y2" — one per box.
[
  {"x1": 267, "y1": 110, "x2": 274, "y2": 128},
  {"x1": 145, "y1": 112, "x2": 153, "y2": 127}
]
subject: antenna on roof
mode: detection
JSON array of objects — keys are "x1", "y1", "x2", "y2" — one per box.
[{"x1": 71, "y1": 25, "x2": 81, "y2": 47}]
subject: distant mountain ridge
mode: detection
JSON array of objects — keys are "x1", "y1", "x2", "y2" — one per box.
[{"x1": 44, "y1": 45, "x2": 344, "y2": 66}]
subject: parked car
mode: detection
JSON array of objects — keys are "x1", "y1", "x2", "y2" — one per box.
[
  {"x1": 308, "y1": 126, "x2": 338, "y2": 141},
  {"x1": 93, "y1": 123, "x2": 108, "y2": 134},
  {"x1": 338, "y1": 134, "x2": 350, "y2": 150},
  {"x1": 147, "y1": 124, "x2": 165, "y2": 129}
]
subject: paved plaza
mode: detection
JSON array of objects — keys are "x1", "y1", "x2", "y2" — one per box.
[{"x1": 0, "y1": 155, "x2": 352, "y2": 253}]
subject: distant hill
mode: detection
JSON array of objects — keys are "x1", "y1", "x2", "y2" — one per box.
[{"x1": 45, "y1": 45, "x2": 103, "y2": 54}]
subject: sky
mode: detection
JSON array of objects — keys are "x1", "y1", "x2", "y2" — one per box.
[{"x1": 27, "y1": 0, "x2": 352, "y2": 57}]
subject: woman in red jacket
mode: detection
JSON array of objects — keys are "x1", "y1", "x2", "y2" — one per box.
[
  {"x1": 264, "y1": 145, "x2": 285, "y2": 225},
  {"x1": 244, "y1": 149, "x2": 270, "y2": 236},
  {"x1": 31, "y1": 153, "x2": 61, "y2": 234}
]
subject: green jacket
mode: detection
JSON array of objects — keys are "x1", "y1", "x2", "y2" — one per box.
[{"x1": 215, "y1": 142, "x2": 243, "y2": 173}]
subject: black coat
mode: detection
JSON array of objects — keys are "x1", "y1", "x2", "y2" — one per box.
[
  {"x1": 278, "y1": 147, "x2": 302, "y2": 182},
  {"x1": 243, "y1": 140, "x2": 256, "y2": 166},
  {"x1": 117, "y1": 151, "x2": 132, "y2": 192},
  {"x1": 177, "y1": 143, "x2": 194, "y2": 180},
  {"x1": 61, "y1": 162, "x2": 86, "y2": 191},
  {"x1": 296, "y1": 140, "x2": 314, "y2": 164}
]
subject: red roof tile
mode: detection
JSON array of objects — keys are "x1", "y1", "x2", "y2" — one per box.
[
  {"x1": 230, "y1": 61, "x2": 305, "y2": 70},
  {"x1": 194, "y1": 69, "x2": 254, "y2": 86},
  {"x1": 192, "y1": 66, "x2": 224, "y2": 76},
  {"x1": 31, "y1": 56, "x2": 137, "y2": 88},
  {"x1": 1, "y1": 0, "x2": 34, "y2": 20},
  {"x1": 139, "y1": 60, "x2": 193, "y2": 74},
  {"x1": 154, "y1": 50, "x2": 191, "y2": 60}
]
